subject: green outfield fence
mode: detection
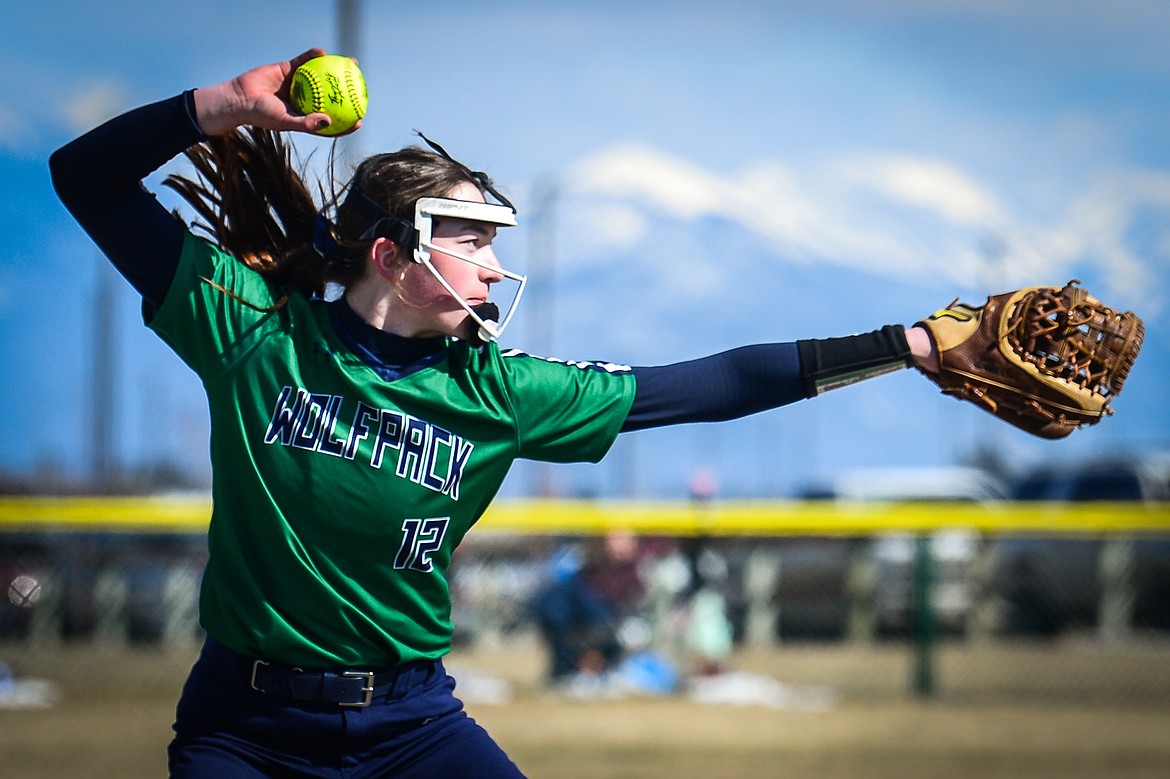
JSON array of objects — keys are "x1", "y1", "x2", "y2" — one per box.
[{"x1": 2, "y1": 495, "x2": 1169, "y2": 703}]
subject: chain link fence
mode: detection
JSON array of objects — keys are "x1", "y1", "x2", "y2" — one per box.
[{"x1": 3, "y1": 515, "x2": 1169, "y2": 705}]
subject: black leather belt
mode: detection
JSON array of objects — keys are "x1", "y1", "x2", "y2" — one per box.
[
  {"x1": 207, "y1": 639, "x2": 436, "y2": 708},
  {"x1": 250, "y1": 661, "x2": 383, "y2": 707}
]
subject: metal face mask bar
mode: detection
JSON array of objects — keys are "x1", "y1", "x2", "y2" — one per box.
[{"x1": 412, "y1": 197, "x2": 526, "y2": 344}]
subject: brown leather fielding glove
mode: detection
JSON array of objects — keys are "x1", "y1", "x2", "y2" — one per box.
[{"x1": 915, "y1": 280, "x2": 1144, "y2": 439}]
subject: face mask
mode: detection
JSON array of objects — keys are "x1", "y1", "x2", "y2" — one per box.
[{"x1": 411, "y1": 197, "x2": 525, "y2": 344}]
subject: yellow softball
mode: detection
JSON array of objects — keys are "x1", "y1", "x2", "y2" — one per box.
[{"x1": 290, "y1": 55, "x2": 368, "y2": 136}]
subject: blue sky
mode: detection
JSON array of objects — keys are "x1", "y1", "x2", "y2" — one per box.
[{"x1": 2, "y1": 1, "x2": 1168, "y2": 498}]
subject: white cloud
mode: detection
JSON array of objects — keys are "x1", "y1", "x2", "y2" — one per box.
[
  {"x1": 1057, "y1": 170, "x2": 1170, "y2": 307},
  {"x1": 59, "y1": 80, "x2": 130, "y2": 135},
  {"x1": 566, "y1": 143, "x2": 991, "y2": 280},
  {"x1": 574, "y1": 202, "x2": 650, "y2": 252},
  {"x1": 570, "y1": 143, "x2": 725, "y2": 219},
  {"x1": 834, "y1": 154, "x2": 1006, "y2": 227},
  {"x1": 561, "y1": 142, "x2": 1170, "y2": 314}
]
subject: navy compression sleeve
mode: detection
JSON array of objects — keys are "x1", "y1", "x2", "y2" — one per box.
[
  {"x1": 49, "y1": 91, "x2": 206, "y2": 309},
  {"x1": 622, "y1": 327, "x2": 912, "y2": 432},
  {"x1": 624, "y1": 343, "x2": 806, "y2": 431}
]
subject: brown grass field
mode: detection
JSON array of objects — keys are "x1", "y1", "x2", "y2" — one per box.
[{"x1": 2, "y1": 637, "x2": 1169, "y2": 778}]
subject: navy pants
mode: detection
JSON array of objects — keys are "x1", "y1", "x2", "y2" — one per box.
[{"x1": 168, "y1": 638, "x2": 526, "y2": 778}]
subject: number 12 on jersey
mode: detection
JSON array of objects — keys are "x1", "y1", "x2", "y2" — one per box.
[{"x1": 394, "y1": 517, "x2": 450, "y2": 572}]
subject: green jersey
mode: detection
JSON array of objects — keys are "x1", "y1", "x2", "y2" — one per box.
[{"x1": 149, "y1": 233, "x2": 636, "y2": 667}]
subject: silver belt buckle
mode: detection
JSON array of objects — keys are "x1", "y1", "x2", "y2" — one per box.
[
  {"x1": 249, "y1": 659, "x2": 269, "y2": 692},
  {"x1": 340, "y1": 670, "x2": 376, "y2": 707}
]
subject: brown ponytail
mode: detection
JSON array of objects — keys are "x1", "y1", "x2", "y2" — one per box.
[
  {"x1": 164, "y1": 128, "x2": 495, "y2": 307},
  {"x1": 165, "y1": 127, "x2": 354, "y2": 307}
]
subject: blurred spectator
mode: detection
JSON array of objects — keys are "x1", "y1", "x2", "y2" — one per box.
[
  {"x1": 678, "y1": 468, "x2": 735, "y2": 675},
  {"x1": 531, "y1": 531, "x2": 647, "y2": 688},
  {"x1": 671, "y1": 535, "x2": 735, "y2": 676}
]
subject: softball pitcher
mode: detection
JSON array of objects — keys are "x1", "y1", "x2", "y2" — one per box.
[{"x1": 51, "y1": 48, "x2": 938, "y2": 778}]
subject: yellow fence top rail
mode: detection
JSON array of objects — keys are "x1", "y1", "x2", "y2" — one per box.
[{"x1": 1, "y1": 496, "x2": 1168, "y2": 536}]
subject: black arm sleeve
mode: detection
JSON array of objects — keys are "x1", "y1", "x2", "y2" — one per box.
[
  {"x1": 622, "y1": 326, "x2": 912, "y2": 432},
  {"x1": 796, "y1": 325, "x2": 912, "y2": 396},
  {"x1": 48, "y1": 91, "x2": 207, "y2": 309}
]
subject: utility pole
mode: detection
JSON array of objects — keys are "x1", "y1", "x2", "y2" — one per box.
[
  {"x1": 91, "y1": 259, "x2": 116, "y2": 492},
  {"x1": 336, "y1": 0, "x2": 362, "y2": 168},
  {"x1": 528, "y1": 177, "x2": 558, "y2": 496},
  {"x1": 528, "y1": 177, "x2": 558, "y2": 358}
]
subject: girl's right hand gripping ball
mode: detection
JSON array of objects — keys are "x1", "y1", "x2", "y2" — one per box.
[{"x1": 291, "y1": 55, "x2": 368, "y2": 136}]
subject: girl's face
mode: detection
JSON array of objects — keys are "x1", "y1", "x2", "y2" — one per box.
[{"x1": 396, "y1": 181, "x2": 505, "y2": 339}]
